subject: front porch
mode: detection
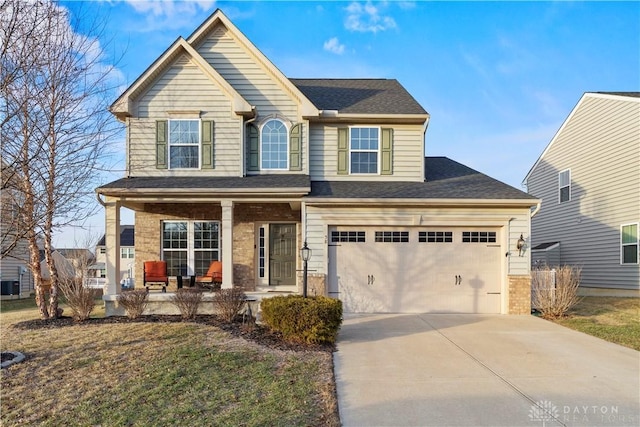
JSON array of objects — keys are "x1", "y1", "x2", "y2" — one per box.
[
  {"x1": 98, "y1": 178, "x2": 327, "y2": 316},
  {"x1": 102, "y1": 273, "x2": 327, "y2": 317}
]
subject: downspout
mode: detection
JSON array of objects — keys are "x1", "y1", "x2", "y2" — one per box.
[
  {"x1": 126, "y1": 117, "x2": 131, "y2": 178},
  {"x1": 422, "y1": 115, "x2": 430, "y2": 182},
  {"x1": 530, "y1": 201, "x2": 541, "y2": 218}
]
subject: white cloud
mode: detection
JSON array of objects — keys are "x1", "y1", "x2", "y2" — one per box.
[
  {"x1": 120, "y1": 0, "x2": 216, "y2": 32},
  {"x1": 323, "y1": 37, "x2": 345, "y2": 55},
  {"x1": 345, "y1": 1, "x2": 397, "y2": 33},
  {"x1": 125, "y1": 0, "x2": 215, "y2": 17}
]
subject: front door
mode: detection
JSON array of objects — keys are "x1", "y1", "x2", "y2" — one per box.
[{"x1": 269, "y1": 223, "x2": 296, "y2": 286}]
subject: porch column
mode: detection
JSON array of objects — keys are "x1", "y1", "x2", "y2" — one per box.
[
  {"x1": 104, "y1": 197, "x2": 121, "y2": 296},
  {"x1": 221, "y1": 200, "x2": 234, "y2": 289}
]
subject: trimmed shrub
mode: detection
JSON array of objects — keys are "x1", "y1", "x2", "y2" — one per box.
[
  {"x1": 212, "y1": 287, "x2": 246, "y2": 322},
  {"x1": 261, "y1": 295, "x2": 343, "y2": 345},
  {"x1": 118, "y1": 289, "x2": 148, "y2": 319},
  {"x1": 58, "y1": 278, "x2": 95, "y2": 322},
  {"x1": 171, "y1": 288, "x2": 203, "y2": 320},
  {"x1": 532, "y1": 265, "x2": 582, "y2": 319}
]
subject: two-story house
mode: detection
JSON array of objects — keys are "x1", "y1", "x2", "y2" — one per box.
[
  {"x1": 97, "y1": 9, "x2": 538, "y2": 315},
  {"x1": 525, "y1": 92, "x2": 639, "y2": 296},
  {"x1": 94, "y1": 225, "x2": 135, "y2": 288}
]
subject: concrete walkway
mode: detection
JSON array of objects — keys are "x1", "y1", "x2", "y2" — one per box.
[{"x1": 334, "y1": 314, "x2": 639, "y2": 427}]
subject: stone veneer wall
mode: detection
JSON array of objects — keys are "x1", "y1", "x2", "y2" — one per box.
[
  {"x1": 134, "y1": 202, "x2": 300, "y2": 291},
  {"x1": 508, "y1": 275, "x2": 531, "y2": 314},
  {"x1": 297, "y1": 273, "x2": 327, "y2": 297}
]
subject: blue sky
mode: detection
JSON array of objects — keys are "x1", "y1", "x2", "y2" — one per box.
[{"x1": 54, "y1": 0, "x2": 640, "y2": 247}]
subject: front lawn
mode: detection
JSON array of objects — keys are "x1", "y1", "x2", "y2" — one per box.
[
  {"x1": 551, "y1": 296, "x2": 640, "y2": 351},
  {"x1": 0, "y1": 301, "x2": 339, "y2": 426}
]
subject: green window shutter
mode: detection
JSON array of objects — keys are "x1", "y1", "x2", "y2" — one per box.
[
  {"x1": 201, "y1": 120, "x2": 214, "y2": 169},
  {"x1": 156, "y1": 120, "x2": 168, "y2": 169},
  {"x1": 248, "y1": 124, "x2": 259, "y2": 171},
  {"x1": 381, "y1": 128, "x2": 394, "y2": 175},
  {"x1": 289, "y1": 123, "x2": 302, "y2": 171},
  {"x1": 337, "y1": 127, "x2": 349, "y2": 175}
]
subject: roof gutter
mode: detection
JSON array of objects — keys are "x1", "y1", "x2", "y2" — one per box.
[
  {"x1": 96, "y1": 186, "x2": 311, "y2": 198},
  {"x1": 303, "y1": 197, "x2": 540, "y2": 208},
  {"x1": 312, "y1": 112, "x2": 429, "y2": 124}
]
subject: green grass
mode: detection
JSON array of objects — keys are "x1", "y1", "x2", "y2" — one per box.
[
  {"x1": 1, "y1": 306, "x2": 338, "y2": 427},
  {"x1": 552, "y1": 297, "x2": 640, "y2": 351},
  {"x1": 1, "y1": 294, "x2": 105, "y2": 317},
  {"x1": 0, "y1": 296, "x2": 38, "y2": 313}
]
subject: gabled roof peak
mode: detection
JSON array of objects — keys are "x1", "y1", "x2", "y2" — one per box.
[{"x1": 110, "y1": 36, "x2": 253, "y2": 120}]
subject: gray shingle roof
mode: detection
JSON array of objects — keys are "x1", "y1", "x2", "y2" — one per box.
[
  {"x1": 97, "y1": 174, "x2": 311, "y2": 191},
  {"x1": 291, "y1": 79, "x2": 428, "y2": 115},
  {"x1": 531, "y1": 242, "x2": 559, "y2": 250},
  {"x1": 308, "y1": 157, "x2": 536, "y2": 200},
  {"x1": 97, "y1": 225, "x2": 135, "y2": 247},
  {"x1": 97, "y1": 159, "x2": 534, "y2": 202}
]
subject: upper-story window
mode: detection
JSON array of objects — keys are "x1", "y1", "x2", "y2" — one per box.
[
  {"x1": 156, "y1": 119, "x2": 214, "y2": 170},
  {"x1": 350, "y1": 127, "x2": 379, "y2": 174},
  {"x1": 338, "y1": 127, "x2": 393, "y2": 176},
  {"x1": 558, "y1": 169, "x2": 571, "y2": 203},
  {"x1": 247, "y1": 121, "x2": 301, "y2": 172},
  {"x1": 120, "y1": 247, "x2": 135, "y2": 259},
  {"x1": 260, "y1": 119, "x2": 288, "y2": 170},
  {"x1": 621, "y1": 223, "x2": 639, "y2": 265},
  {"x1": 169, "y1": 120, "x2": 200, "y2": 169}
]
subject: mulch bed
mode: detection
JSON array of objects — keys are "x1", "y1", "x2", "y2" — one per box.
[{"x1": 10, "y1": 315, "x2": 335, "y2": 353}]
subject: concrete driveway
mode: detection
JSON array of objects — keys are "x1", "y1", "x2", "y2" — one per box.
[{"x1": 334, "y1": 314, "x2": 639, "y2": 427}]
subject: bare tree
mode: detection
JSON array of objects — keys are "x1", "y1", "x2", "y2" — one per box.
[
  {"x1": 58, "y1": 234, "x2": 100, "y2": 322},
  {"x1": 1, "y1": 0, "x2": 121, "y2": 318}
]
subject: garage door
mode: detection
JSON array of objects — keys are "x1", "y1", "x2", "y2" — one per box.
[{"x1": 328, "y1": 227, "x2": 502, "y2": 313}]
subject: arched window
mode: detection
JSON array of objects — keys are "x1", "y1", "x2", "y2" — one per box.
[{"x1": 260, "y1": 119, "x2": 288, "y2": 170}]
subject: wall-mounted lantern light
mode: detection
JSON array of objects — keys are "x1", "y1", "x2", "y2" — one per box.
[
  {"x1": 516, "y1": 234, "x2": 526, "y2": 257},
  {"x1": 300, "y1": 241, "x2": 311, "y2": 298}
]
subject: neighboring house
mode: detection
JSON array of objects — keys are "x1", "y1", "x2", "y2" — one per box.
[
  {"x1": 524, "y1": 92, "x2": 640, "y2": 296},
  {"x1": 97, "y1": 10, "x2": 538, "y2": 315},
  {"x1": 40, "y1": 250, "x2": 76, "y2": 285},
  {"x1": 95, "y1": 225, "x2": 135, "y2": 287},
  {"x1": 56, "y1": 248, "x2": 96, "y2": 279},
  {"x1": 0, "y1": 163, "x2": 34, "y2": 299},
  {"x1": 0, "y1": 239, "x2": 33, "y2": 299}
]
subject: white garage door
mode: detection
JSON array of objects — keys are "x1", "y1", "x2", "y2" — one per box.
[{"x1": 328, "y1": 227, "x2": 502, "y2": 313}]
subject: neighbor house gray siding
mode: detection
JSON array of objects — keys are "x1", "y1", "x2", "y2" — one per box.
[
  {"x1": 526, "y1": 93, "x2": 640, "y2": 290},
  {"x1": 0, "y1": 239, "x2": 34, "y2": 298}
]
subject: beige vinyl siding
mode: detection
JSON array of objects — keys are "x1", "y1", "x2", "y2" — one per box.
[
  {"x1": 527, "y1": 94, "x2": 640, "y2": 289},
  {"x1": 195, "y1": 24, "x2": 299, "y2": 121},
  {"x1": 129, "y1": 55, "x2": 242, "y2": 177},
  {"x1": 508, "y1": 211, "x2": 532, "y2": 275},
  {"x1": 309, "y1": 124, "x2": 424, "y2": 181},
  {"x1": 304, "y1": 205, "x2": 530, "y2": 277}
]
